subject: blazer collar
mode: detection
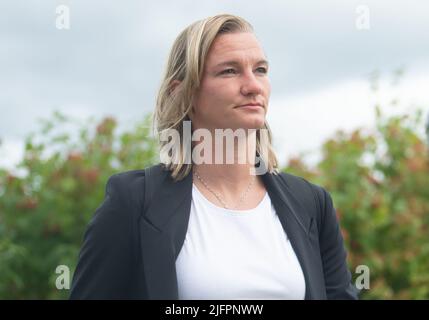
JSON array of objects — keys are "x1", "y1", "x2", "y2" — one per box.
[{"x1": 139, "y1": 163, "x2": 324, "y2": 299}]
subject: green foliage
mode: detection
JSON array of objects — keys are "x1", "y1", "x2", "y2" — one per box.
[
  {"x1": 0, "y1": 112, "x2": 158, "y2": 299},
  {"x1": 285, "y1": 106, "x2": 429, "y2": 299}
]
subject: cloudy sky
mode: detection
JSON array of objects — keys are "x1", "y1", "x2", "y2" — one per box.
[{"x1": 1, "y1": 0, "x2": 429, "y2": 169}]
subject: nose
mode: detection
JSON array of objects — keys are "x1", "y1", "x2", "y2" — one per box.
[{"x1": 240, "y1": 70, "x2": 263, "y2": 96}]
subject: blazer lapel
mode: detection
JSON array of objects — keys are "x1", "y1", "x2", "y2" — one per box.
[
  {"x1": 261, "y1": 172, "x2": 326, "y2": 299},
  {"x1": 139, "y1": 165, "x2": 193, "y2": 299}
]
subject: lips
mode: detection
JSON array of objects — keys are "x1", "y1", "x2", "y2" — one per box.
[{"x1": 236, "y1": 103, "x2": 263, "y2": 108}]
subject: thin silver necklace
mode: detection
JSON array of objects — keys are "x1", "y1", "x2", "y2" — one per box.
[{"x1": 193, "y1": 168, "x2": 256, "y2": 210}]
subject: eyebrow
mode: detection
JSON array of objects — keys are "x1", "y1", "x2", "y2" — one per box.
[{"x1": 213, "y1": 59, "x2": 269, "y2": 69}]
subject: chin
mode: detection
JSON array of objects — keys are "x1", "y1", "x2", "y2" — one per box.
[
  {"x1": 248, "y1": 116, "x2": 266, "y2": 129},
  {"x1": 236, "y1": 119, "x2": 265, "y2": 130}
]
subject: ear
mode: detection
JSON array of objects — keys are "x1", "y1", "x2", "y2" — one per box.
[
  {"x1": 169, "y1": 80, "x2": 181, "y2": 95},
  {"x1": 188, "y1": 104, "x2": 196, "y2": 121},
  {"x1": 188, "y1": 91, "x2": 198, "y2": 120},
  {"x1": 170, "y1": 80, "x2": 196, "y2": 120}
]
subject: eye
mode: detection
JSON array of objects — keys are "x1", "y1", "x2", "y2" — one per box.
[
  {"x1": 255, "y1": 67, "x2": 268, "y2": 74},
  {"x1": 220, "y1": 68, "x2": 237, "y2": 75}
]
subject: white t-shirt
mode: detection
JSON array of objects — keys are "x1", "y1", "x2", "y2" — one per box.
[{"x1": 175, "y1": 183, "x2": 306, "y2": 300}]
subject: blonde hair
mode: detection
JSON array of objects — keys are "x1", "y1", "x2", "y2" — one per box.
[{"x1": 153, "y1": 14, "x2": 279, "y2": 181}]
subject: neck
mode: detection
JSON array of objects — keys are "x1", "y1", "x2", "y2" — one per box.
[{"x1": 192, "y1": 129, "x2": 261, "y2": 194}]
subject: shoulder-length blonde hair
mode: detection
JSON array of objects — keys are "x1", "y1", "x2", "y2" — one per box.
[{"x1": 153, "y1": 14, "x2": 279, "y2": 181}]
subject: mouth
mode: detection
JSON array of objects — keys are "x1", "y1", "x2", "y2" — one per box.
[{"x1": 235, "y1": 103, "x2": 263, "y2": 110}]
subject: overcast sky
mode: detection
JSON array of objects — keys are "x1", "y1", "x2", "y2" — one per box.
[{"x1": 1, "y1": 0, "x2": 429, "y2": 169}]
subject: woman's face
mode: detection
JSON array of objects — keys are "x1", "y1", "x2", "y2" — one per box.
[{"x1": 191, "y1": 32, "x2": 270, "y2": 132}]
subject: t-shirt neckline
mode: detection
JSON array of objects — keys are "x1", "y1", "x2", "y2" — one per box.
[{"x1": 192, "y1": 183, "x2": 269, "y2": 215}]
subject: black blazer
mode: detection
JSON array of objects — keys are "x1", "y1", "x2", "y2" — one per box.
[{"x1": 70, "y1": 163, "x2": 359, "y2": 300}]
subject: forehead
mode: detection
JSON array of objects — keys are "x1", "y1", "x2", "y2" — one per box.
[{"x1": 205, "y1": 32, "x2": 266, "y2": 66}]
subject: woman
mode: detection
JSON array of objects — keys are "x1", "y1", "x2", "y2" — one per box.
[{"x1": 70, "y1": 14, "x2": 359, "y2": 300}]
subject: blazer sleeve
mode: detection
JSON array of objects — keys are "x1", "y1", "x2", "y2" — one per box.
[
  {"x1": 69, "y1": 174, "x2": 139, "y2": 299},
  {"x1": 317, "y1": 186, "x2": 360, "y2": 300}
]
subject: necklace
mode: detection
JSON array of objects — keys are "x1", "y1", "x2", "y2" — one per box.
[{"x1": 193, "y1": 168, "x2": 256, "y2": 210}]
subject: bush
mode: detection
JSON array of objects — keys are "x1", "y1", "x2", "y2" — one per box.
[
  {"x1": 0, "y1": 112, "x2": 158, "y2": 299},
  {"x1": 285, "y1": 106, "x2": 429, "y2": 299}
]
